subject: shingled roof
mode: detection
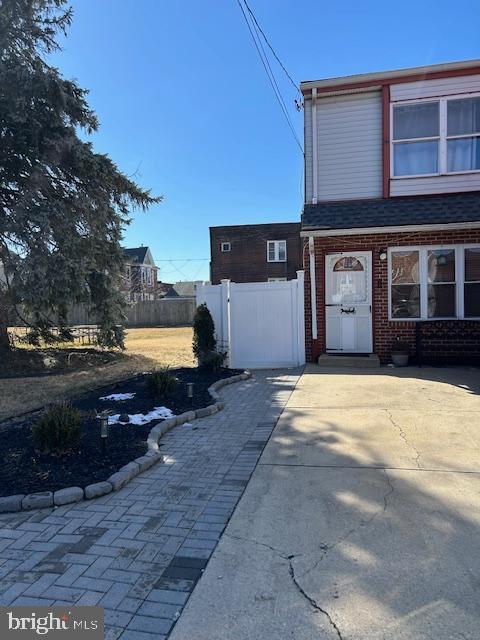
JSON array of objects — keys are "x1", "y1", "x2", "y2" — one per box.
[
  {"x1": 302, "y1": 192, "x2": 480, "y2": 231},
  {"x1": 123, "y1": 247, "x2": 149, "y2": 264}
]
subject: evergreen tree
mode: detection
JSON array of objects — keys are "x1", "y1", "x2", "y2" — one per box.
[
  {"x1": 0, "y1": 0, "x2": 161, "y2": 353},
  {"x1": 192, "y1": 303, "x2": 217, "y2": 363}
]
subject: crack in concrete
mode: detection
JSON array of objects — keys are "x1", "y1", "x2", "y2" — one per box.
[
  {"x1": 386, "y1": 409, "x2": 422, "y2": 469},
  {"x1": 299, "y1": 469, "x2": 394, "y2": 580},
  {"x1": 223, "y1": 471, "x2": 395, "y2": 640},
  {"x1": 288, "y1": 560, "x2": 344, "y2": 640},
  {"x1": 223, "y1": 532, "x2": 291, "y2": 559},
  {"x1": 224, "y1": 533, "x2": 343, "y2": 639}
]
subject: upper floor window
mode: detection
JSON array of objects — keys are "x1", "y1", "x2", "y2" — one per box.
[
  {"x1": 267, "y1": 240, "x2": 287, "y2": 262},
  {"x1": 392, "y1": 96, "x2": 480, "y2": 177},
  {"x1": 447, "y1": 97, "x2": 480, "y2": 172},
  {"x1": 221, "y1": 242, "x2": 231, "y2": 252}
]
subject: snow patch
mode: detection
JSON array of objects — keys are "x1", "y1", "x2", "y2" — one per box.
[
  {"x1": 108, "y1": 406, "x2": 174, "y2": 426},
  {"x1": 100, "y1": 393, "x2": 136, "y2": 401}
]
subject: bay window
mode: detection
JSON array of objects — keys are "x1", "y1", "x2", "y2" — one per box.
[
  {"x1": 389, "y1": 245, "x2": 480, "y2": 320},
  {"x1": 464, "y1": 248, "x2": 480, "y2": 317},
  {"x1": 427, "y1": 249, "x2": 456, "y2": 318},
  {"x1": 392, "y1": 95, "x2": 480, "y2": 177},
  {"x1": 391, "y1": 250, "x2": 420, "y2": 318}
]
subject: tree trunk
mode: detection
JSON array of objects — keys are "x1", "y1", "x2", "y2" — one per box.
[{"x1": 0, "y1": 289, "x2": 11, "y2": 355}]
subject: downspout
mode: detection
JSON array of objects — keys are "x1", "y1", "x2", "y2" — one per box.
[
  {"x1": 308, "y1": 236, "x2": 317, "y2": 340},
  {"x1": 311, "y1": 87, "x2": 318, "y2": 204}
]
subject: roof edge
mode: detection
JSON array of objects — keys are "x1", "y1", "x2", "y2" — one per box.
[
  {"x1": 301, "y1": 59, "x2": 480, "y2": 92},
  {"x1": 301, "y1": 221, "x2": 480, "y2": 237}
]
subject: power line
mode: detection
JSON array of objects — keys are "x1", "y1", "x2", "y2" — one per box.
[
  {"x1": 236, "y1": 0, "x2": 303, "y2": 153},
  {"x1": 242, "y1": 0, "x2": 301, "y2": 97},
  {"x1": 153, "y1": 258, "x2": 209, "y2": 262},
  {"x1": 248, "y1": 8, "x2": 299, "y2": 144}
]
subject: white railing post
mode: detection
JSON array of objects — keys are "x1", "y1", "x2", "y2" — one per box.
[
  {"x1": 220, "y1": 279, "x2": 232, "y2": 367},
  {"x1": 296, "y1": 270, "x2": 306, "y2": 365}
]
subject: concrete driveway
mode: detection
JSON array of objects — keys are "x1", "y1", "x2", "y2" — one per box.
[{"x1": 170, "y1": 364, "x2": 480, "y2": 640}]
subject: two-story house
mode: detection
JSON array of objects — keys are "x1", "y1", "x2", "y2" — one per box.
[
  {"x1": 210, "y1": 222, "x2": 302, "y2": 284},
  {"x1": 122, "y1": 246, "x2": 158, "y2": 302},
  {"x1": 301, "y1": 59, "x2": 480, "y2": 364}
]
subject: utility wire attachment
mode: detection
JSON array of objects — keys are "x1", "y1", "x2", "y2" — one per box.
[{"x1": 236, "y1": 0, "x2": 303, "y2": 153}]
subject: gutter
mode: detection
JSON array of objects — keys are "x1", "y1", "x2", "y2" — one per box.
[{"x1": 300, "y1": 221, "x2": 480, "y2": 238}]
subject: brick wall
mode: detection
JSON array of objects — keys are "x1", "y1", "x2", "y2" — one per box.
[
  {"x1": 304, "y1": 228, "x2": 480, "y2": 363},
  {"x1": 210, "y1": 223, "x2": 302, "y2": 284}
]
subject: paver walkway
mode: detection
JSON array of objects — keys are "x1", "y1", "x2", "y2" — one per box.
[{"x1": 0, "y1": 369, "x2": 301, "y2": 639}]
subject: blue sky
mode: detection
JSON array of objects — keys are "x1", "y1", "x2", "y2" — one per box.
[{"x1": 51, "y1": 0, "x2": 480, "y2": 282}]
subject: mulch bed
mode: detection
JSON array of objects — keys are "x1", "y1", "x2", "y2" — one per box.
[
  {"x1": 0, "y1": 348, "x2": 122, "y2": 379},
  {"x1": 0, "y1": 367, "x2": 240, "y2": 497}
]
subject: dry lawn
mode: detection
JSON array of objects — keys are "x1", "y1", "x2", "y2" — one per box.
[{"x1": 0, "y1": 327, "x2": 194, "y2": 422}]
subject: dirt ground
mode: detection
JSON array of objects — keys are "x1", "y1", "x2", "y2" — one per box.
[{"x1": 0, "y1": 327, "x2": 194, "y2": 422}]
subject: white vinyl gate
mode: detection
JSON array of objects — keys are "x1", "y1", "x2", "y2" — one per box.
[{"x1": 196, "y1": 272, "x2": 305, "y2": 369}]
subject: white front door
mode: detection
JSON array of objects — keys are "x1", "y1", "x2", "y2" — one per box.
[{"x1": 325, "y1": 251, "x2": 372, "y2": 353}]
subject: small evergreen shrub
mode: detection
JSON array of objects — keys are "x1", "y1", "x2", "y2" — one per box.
[
  {"x1": 199, "y1": 350, "x2": 227, "y2": 373},
  {"x1": 193, "y1": 303, "x2": 217, "y2": 366},
  {"x1": 146, "y1": 366, "x2": 178, "y2": 397},
  {"x1": 33, "y1": 403, "x2": 82, "y2": 454}
]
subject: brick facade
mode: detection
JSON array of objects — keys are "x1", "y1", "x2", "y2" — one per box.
[
  {"x1": 304, "y1": 228, "x2": 480, "y2": 364},
  {"x1": 210, "y1": 223, "x2": 302, "y2": 284}
]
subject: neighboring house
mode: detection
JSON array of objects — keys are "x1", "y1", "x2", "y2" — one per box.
[
  {"x1": 210, "y1": 223, "x2": 302, "y2": 284},
  {"x1": 157, "y1": 281, "x2": 174, "y2": 299},
  {"x1": 165, "y1": 281, "x2": 204, "y2": 298},
  {"x1": 301, "y1": 59, "x2": 480, "y2": 364},
  {"x1": 122, "y1": 247, "x2": 158, "y2": 302}
]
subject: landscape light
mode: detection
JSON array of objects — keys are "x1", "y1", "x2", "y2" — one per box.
[{"x1": 97, "y1": 412, "x2": 109, "y2": 454}]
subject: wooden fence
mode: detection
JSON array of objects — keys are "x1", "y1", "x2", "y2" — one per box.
[{"x1": 68, "y1": 298, "x2": 196, "y2": 327}]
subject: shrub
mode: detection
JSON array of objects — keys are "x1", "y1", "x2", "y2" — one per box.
[
  {"x1": 192, "y1": 303, "x2": 216, "y2": 365},
  {"x1": 146, "y1": 366, "x2": 178, "y2": 397},
  {"x1": 199, "y1": 350, "x2": 227, "y2": 373},
  {"x1": 32, "y1": 403, "x2": 82, "y2": 454}
]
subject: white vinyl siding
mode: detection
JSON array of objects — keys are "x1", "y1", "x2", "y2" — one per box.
[
  {"x1": 391, "y1": 172, "x2": 480, "y2": 196},
  {"x1": 315, "y1": 91, "x2": 382, "y2": 201},
  {"x1": 391, "y1": 74, "x2": 480, "y2": 102}
]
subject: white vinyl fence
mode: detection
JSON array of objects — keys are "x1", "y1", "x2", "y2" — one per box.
[{"x1": 196, "y1": 272, "x2": 305, "y2": 369}]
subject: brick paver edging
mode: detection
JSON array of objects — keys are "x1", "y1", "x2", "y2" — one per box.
[{"x1": 0, "y1": 371, "x2": 252, "y2": 515}]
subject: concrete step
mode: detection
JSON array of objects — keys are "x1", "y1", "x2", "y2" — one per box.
[{"x1": 317, "y1": 353, "x2": 381, "y2": 368}]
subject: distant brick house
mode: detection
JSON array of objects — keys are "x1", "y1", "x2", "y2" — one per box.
[
  {"x1": 122, "y1": 247, "x2": 158, "y2": 302},
  {"x1": 210, "y1": 223, "x2": 302, "y2": 284},
  {"x1": 301, "y1": 59, "x2": 480, "y2": 364}
]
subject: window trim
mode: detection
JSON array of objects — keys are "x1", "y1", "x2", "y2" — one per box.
[
  {"x1": 390, "y1": 92, "x2": 480, "y2": 179},
  {"x1": 388, "y1": 244, "x2": 480, "y2": 321},
  {"x1": 221, "y1": 242, "x2": 231, "y2": 252},
  {"x1": 267, "y1": 240, "x2": 287, "y2": 263}
]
